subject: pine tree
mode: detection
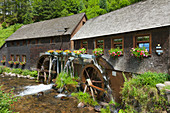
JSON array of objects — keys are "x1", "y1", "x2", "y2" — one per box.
[{"x1": 99, "y1": 0, "x2": 107, "y2": 11}]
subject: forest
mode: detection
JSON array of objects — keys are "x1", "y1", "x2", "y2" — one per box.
[{"x1": 0, "y1": 0, "x2": 142, "y2": 25}]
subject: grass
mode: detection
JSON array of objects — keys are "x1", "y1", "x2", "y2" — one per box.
[
  {"x1": 0, "y1": 24, "x2": 23, "y2": 47},
  {"x1": 71, "y1": 92, "x2": 99, "y2": 106}
]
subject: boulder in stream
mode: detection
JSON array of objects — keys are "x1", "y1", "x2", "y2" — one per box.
[{"x1": 77, "y1": 102, "x2": 85, "y2": 108}]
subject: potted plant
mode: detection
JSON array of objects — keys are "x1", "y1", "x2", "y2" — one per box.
[
  {"x1": 93, "y1": 48, "x2": 103, "y2": 57},
  {"x1": 109, "y1": 48, "x2": 123, "y2": 59},
  {"x1": 14, "y1": 61, "x2": 20, "y2": 65},
  {"x1": 20, "y1": 62, "x2": 26, "y2": 66},
  {"x1": 64, "y1": 50, "x2": 72, "y2": 55},
  {"x1": 8, "y1": 61, "x2": 14, "y2": 65},
  {"x1": 1, "y1": 60, "x2": 6, "y2": 64},
  {"x1": 48, "y1": 50, "x2": 55, "y2": 54},
  {"x1": 56, "y1": 50, "x2": 63, "y2": 54},
  {"x1": 130, "y1": 47, "x2": 149, "y2": 60}
]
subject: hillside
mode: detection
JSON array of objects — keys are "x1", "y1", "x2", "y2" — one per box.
[{"x1": 0, "y1": 24, "x2": 23, "y2": 47}]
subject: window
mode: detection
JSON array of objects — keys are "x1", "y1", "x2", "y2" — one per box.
[
  {"x1": 16, "y1": 55, "x2": 20, "y2": 61},
  {"x1": 3, "y1": 55, "x2": 6, "y2": 61},
  {"x1": 81, "y1": 40, "x2": 88, "y2": 50},
  {"x1": 11, "y1": 42, "x2": 14, "y2": 46},
  {"x1": 16, "y1": 41, "x2": 20, "y2": 46},
  {"x1": 134, "y1": 35, "x2": 151, "y2": 53},
  {"x1": 10, "y1": 55, "x2": 14, "y2": 61},
  {"x1": 96, "y1": 39, "x2": 104, "y2": 49},
  {"x1": 22, "y1": 55, "x2": 26, "y2": 62},
  {"x1": 23, "y1": 40, "x2": 26, "y2": 45},
  {"x1": 50, "y1": 38, "x2": 54, "y2": 44},
  {"x1": 112, "y1": 37, "x2": 124, "y2": 49}
]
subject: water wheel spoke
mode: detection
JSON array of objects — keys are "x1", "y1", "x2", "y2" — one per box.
[
  {"x1": 91, "y1": 80, "x2": 103, "y2": 83},
  {"x1": 85, "y1": 69, "x2": 91, "y2": 79}
]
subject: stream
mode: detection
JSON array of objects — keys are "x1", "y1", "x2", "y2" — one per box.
[{"x1": 0, "y1": 75, "x2": 96, "y2": 113}]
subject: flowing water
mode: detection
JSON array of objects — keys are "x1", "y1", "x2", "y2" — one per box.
[{"x1": 0, "y1": 75, "x2": 96, "y2": 113}]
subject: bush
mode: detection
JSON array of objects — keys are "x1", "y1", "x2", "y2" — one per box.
[
  {"x1": 3, "y1": 67, "x2": 11, "y2": 73},
  {"x1": 121, "y1": 72, "x2": 169, "y2": 112},
  {"x1": 0, "y1": 86, "x2": 17, "y2": 113},
  {"x1": 11, "y1": 68, "x2": 22, "y2": 74},
  {"x1": 29, "y1": 71, "x2": 38, "y2": 77},
  {"x1": 2, "y1": 22, "x2": 7, "y2": 29},
  {"x1": 55, "y1": 72, "x2": 78, "y2": 88},
  {"x1": 22, "y1": 69, "x2": 30, "y2": 76},
  {"x1": 71, "y1": 92, "x2": 99, "y2": 106}
]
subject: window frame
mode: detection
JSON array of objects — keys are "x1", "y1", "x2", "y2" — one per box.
[
  {"x1": 3, "y1": 55, "x2": 6, "y2": 61},
  {"x1": 95, "y1": 39, "x2": 104, "y2": 50},
  {"x1": 133, "y1": 34, "x2": 152, "y2": 54},
  {"x1": 10, "y1": 55, "x2": 14, "y2": 61},
  {"x1": 16, "y1": 55, "x2": 20, "y2": 62},
  {"x1": 81, "y1": 40, "x2": 88, "y2": 50},
  {"x1": 111, "y1": 37, "x2": 124, "y2": 50},
  {"x1": 22, "y1": 55, "x2": 26, "y2": 62}
]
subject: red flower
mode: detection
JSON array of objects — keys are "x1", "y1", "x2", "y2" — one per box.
[
  {"x1": 140, "y1": 52, "x2": 143, "y2": 55},
  {"x1": 137, "y1": 50, "x2": 140, "y2": 52},
  {"x1": 118, "y1": 55, "x2": 120, "y2": 56}
]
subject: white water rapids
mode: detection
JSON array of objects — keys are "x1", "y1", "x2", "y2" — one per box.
[{"x1": 17, "y1": 84, "x2": 53, "y2": 96}]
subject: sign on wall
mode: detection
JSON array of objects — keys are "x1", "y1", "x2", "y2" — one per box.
[{"x1": 156, "y1": 44, "x2": 163, "y2": 56}]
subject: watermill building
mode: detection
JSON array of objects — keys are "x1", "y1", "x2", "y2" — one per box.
[
  {"x1": 72, "y1": 0, "x2": 170, "y2": 74},
  {"x1": 0, "y1": 13, "x2": 87, "y2": 69}
]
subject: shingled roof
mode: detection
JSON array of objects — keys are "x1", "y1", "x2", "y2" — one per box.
[
  {"x1": 6, "y1": 13, "x2": 86, "y2": 41},
  {"x1": 72, "y1": 0, "x2": 170, "y2": 40}
]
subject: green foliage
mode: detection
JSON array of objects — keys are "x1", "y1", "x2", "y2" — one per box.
[
  {"x1": 0, "y1": 86, "x2": 18, "y2": 113},
  {"x1": 55, "y1": 72, "x2": 78, "y2": 88},
  {"x1": 71, "y1": 92, "x2": 99, "y2": 106},
  {"x1": 2, "y1": 22, "x2": 7, "y2": 29},
  {"x1": 0, "y1": 24, "x2": 23, "y2": 47},
  {"x1": 121, "y1": 72, "x2": 169, "y2": 112},
  {"x1": 0, "y1": 66, "x2": 11, "y2": 74},
  {"x1": 22, "y1": 69, "x2": 30, "y2": 76},
  {"x1": 101, "y1": 105, "x2": 111, "y2": 113},
  {"x1": 109, "y1": 48, "x2": 123, "y2": 58},
  {"x1": 0, "y1": 0, "x2": 142, "y2": 24},
  {"x1": 165, "y1": 85, "x2": 170, "y2": 90},
  {"x1": 29, "y1": 71, "x2": 38, "y2": 77},
  {"x1": 12, "y1": 68, "x2": 22, "y2": 74}
]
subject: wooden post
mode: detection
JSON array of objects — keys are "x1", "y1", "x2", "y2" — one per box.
[
  {"x1": 57, "y1": 56, "x2": 59, "y2": 75},
  {"x1": 37, "y1": 70, "x2": 40, "y2": 81},
  {"x1": 44, "y1": 72, "x2": 47, "y2": 82},
  {"x1": 48, "y1": 56, "x2": 52, "y2": 83},
  {"x1": 61, "y1": 56, "x2": 63, "y2": 72}
]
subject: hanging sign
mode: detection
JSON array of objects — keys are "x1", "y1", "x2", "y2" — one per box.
[{"x1": 156, "y1": 44, "x2": 163, "y2": 56}]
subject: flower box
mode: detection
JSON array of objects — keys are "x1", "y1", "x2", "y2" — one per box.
[
  {"x1": 48, "y1": 50, "x2": 55, "y2": 54},
  {"x1": 109, "y1": 48, "x2": 123, "y2": 58},
  {"x1": 1, "y1": 60, "x2": 6, "y2": 64},
  {"x1": 14, "y1": 61, "x2": 20, "y2": 65},
  {"x1": 56, "y1": 50, "x2": 63, "y2": 54},
  {"x1": 8, "y1": 61, "x2": 14, "y2": 65},
  {"x1": 64, "y1": 50, "x2": 72, "y2": 55},
  {"x1": 93, "y1": 48, "x2": 103, "y2": 57},
  {"x1": 131, "y1": 47, "x2": 149, "y2": 60},
  {"x1": 20, "y1": 62, "x2": 26, "y2": 66}
]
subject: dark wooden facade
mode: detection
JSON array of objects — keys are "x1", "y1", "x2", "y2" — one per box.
[
  {"x1": 0, "y1": 14, "x2": 87, "y2": 70},
  {"x1": 74, "y1": 26, "x2": 170, "y2": 74}
]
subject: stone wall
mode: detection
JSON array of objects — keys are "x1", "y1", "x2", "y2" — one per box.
[{"x1": 74, "y1": 27, "x2": 170, "y2": 74}]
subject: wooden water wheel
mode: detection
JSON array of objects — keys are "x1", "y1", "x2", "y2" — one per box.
[{"x1": 81, "y1": 64, "x2": 105, "y2": 100}]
